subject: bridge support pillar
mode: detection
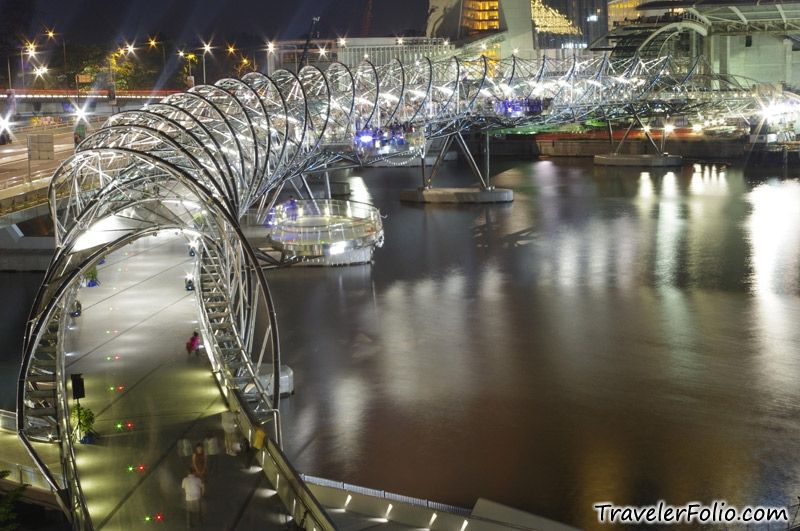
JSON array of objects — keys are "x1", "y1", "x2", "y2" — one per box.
[{"x1": 400, "y1": 132, "x2": 512, "y2": 204}]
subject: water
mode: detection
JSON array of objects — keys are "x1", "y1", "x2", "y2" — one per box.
[
  {"x1": 0, "y1": 272, "x2": 43, "y2": 411},
  {"x1": 3, "y1": 158, "x2": 800, "y2": 528},
  {"x1": 266, "y1": 159, "x2": 800, "y2": 529}
]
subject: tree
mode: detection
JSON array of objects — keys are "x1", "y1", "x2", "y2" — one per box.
[
  {"x1": 0, "y1": 470, "x2": 25, "y2": 531},
  {"x1": 70, "y1": 403, "x2": 97, "y2": 442}
]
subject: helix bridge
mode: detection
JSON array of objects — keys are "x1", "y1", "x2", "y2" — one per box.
[{"x1": 16, "y1": 52, "x2": 797, "y2": 528}]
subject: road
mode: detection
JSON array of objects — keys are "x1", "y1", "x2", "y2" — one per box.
[{"x1": 0, "y1": 130, "x2": 77, "y2": 192}]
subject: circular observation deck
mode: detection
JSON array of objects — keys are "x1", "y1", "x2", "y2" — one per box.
[{"x1": 266, "y1": 199, "x2": 384, "y2": 265}]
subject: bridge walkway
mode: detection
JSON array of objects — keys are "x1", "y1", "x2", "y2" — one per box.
[{"x1": 58, "y1": 233, "x2": 289, "y2": 530}]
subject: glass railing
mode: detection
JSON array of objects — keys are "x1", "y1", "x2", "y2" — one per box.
[{"x1": 267, "y1": 199, "x2": 383, "y2": 251}]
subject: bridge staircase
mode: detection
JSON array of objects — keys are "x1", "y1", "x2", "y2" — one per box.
[{"x1": 20, "y1": 307, "x2": 62, "y2": 442}]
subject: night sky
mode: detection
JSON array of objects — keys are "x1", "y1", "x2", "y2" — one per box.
[{"x1": 7, "y1": 0, "x2": 429, "y2": 43}]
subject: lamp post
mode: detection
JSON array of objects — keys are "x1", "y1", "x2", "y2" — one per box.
[
  {"x1": 148, "y1": 37, "x2": 166, "y2": 69},
  {"x1": 20, "y1": 41, "x2": 37, "y2": 90},
  {"x1": 201, "y1": 42, "x2": 212, "y2": 85},
  {"x1": 44, "y1": 28, "x2": 68, "y2": 87},
  {"x1": 266, "y1": 41, "x2": 275, "y2": 76}
]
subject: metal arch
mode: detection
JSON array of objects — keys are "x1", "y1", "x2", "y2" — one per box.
[
  {"x1": 180, "y1": 88, "x2": 253, "y2": 214},
  {"x1": 105, "y1": 109, "x2": 236, "y2": 206},
  {"x1": 353, "y1": 60, "x2": 380, "y2": 129},
  {"x1": 376, "y1": 58, "x2": 406, "y2": 125},
  {"x1": 145, "y1": 102, "x2": 240, "y2": 203},
  {"x1": 240, "y1": 71, "x2": 292, "y2": 187},
  {"x1": 162, "y1": 92, "x2": 247, "y2": 201},
  {"x1": 399, "y1": 56, "x2": 433, "y2": 124},
  {"x1": 297, "y1": 64, "x2": 333, "y2": 156},
  {"x1": 270, "y1": 68, "x2": 312, "y2": 171},
  {"x1": 322, "y1": 61, "x2": 357, "y2": 143},
  {"x1": 637, "y1": 20, "x2": 708, "y2": 58},
  {"x1": 214, "y1": 77, "x2": 273, "y2": 205}
]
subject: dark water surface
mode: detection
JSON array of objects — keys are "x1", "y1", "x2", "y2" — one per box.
[
  {"x1": 2, "y1": 158, "x2": 800, "y2": 528},
  {"x1": 266, "y1": 159, "x2": 800, "y2": 529},
  {"x1": 0, "y1": 272, "x2": 43, "y2": 411}
]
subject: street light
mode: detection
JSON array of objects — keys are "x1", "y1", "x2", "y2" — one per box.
[
  {"x1": 44, "y1": 27, "x2": 68, "y2": 86},
  {"x1": 338, "y1": 37, "x2": 346, "y2": 47},
  {"x1": 148, "y1": 37, "x2": 166, "y2": 68},
  {"x1": 200, "y1": 41, "x2": 212, "y2": 85},
  {"x1": 18, "y1": 41, "x2": 37, "y2": 89},
  {"x1": 177, "y1": 50, "x2": 194, "y2": 79}
]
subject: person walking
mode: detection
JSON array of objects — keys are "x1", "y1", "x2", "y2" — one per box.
[
  {"x1": 181, "y1": 468, "x2": 203, "y2": 528},
  {"x1": 203, "y1": 431, "x2": 220, "y2": 473},
  {"x1": 185, "y1": 331, "x2": 201, "y2": 356},
  {"x1": 221, "y1": 411, "x2": 238, "y2": 456},
  {"x1": 191, "y1": 443, "x2": 207, "y2": 484}
]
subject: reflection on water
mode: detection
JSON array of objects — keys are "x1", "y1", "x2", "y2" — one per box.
[{"x1": 264, "y1": 159, "x2": 800, "y2": 529}]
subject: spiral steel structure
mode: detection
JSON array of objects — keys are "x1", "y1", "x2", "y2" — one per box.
[{"x1": 17, "y1": 52, "x2": 786, "y2": 528}]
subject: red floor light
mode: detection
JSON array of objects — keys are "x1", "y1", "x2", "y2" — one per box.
[
  {"x1": 155, "y1": 513, "x2": 164, "y2": 522},
  {"x1": 126, "y1": 421, "x2": 134, "y2": 430},
  {"x1": 137, "y1": 464, "x2": 145, "y2": 472}
]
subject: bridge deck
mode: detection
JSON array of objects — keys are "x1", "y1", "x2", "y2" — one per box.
[
  {"x1": 4, "y1": 232, "x2": 428, "y2": 530},
  {"x1": 60, "y1": 233, "x2": 289, "y2": 530}
]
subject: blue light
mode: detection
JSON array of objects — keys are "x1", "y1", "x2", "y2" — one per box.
[{"x1": 359, "y1": 134, "x2": 373, "y2": 143}]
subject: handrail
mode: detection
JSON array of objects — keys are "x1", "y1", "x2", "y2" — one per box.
[
  {"x1": 1, "y1": 89, "x2": 180, "y2": 98},
  {"x1": 216, "y1": 380, "x2": 335, "y2": 530},
  {"x1": 301, "y1": 474, "x2": 472, "y2": 516},
  {"x1": 0, "y1": 457, "x2": 64, "y2": 491}
]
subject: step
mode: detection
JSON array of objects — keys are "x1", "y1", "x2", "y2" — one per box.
[
  {"x1": 26, "y1": 390, "x2": 56, "y2": 400},
  {"x1": 26, "y1": 407, "x2": 57, "y2": 417}
]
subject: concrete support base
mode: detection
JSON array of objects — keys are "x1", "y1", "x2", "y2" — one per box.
[
  {"x1": 593, "y1": 153, "x2": 684, "y2": 167},
  {"x1": 400, "y1": 187, "x2": 514, "y2": 203}
]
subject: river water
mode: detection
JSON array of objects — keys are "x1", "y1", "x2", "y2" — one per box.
[{"x1": 3, "y1": 158, "x2": 800, "y2": 528}]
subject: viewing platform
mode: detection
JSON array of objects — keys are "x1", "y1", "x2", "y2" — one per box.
[{"x1": 263, "y1": 199, "x2": 384, "y2": 266}]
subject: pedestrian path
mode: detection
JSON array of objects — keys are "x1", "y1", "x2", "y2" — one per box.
[{"x1": 63, "y1": 232, "x2": 287, "y2": 530}]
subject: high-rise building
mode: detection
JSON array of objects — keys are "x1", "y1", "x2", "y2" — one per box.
[
  {"x1": 425, "y1": 0, "x2": 594, "y2": 56},
  {"x1": 543, "y1": 0, "x2": 608, "y2": 46}
]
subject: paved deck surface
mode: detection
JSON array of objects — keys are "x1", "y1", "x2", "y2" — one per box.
[{"x1": 61, "y1": 233, "x2": 288, "y2": 530}]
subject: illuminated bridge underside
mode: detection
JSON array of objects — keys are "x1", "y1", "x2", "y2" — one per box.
[{"x1": 17, "y1": 53, "x2": 790, "y2": 527}]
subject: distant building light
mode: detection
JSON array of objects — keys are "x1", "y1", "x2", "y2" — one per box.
[
  {"x1": 587, "y1": 14, "x2": 599, "y2": 22},
  {"x1": 561, "y1": 42, "x2": 588, "y2": 49}
]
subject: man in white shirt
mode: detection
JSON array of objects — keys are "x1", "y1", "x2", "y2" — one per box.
[{"x1": 181, "y1": 468, "x2": 204, "y2": 527}]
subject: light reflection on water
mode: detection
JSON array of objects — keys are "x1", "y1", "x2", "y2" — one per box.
[{"x1": 265, "y1": 159, "x2": 800, "y2": 529}]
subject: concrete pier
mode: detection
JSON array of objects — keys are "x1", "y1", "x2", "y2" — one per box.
[
  {"x1": 400, "y1": 187, "x2": 514, "y2": 203},
  {"x1": 593, "y1": 153, "x2": 684, "y2": 167}
]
